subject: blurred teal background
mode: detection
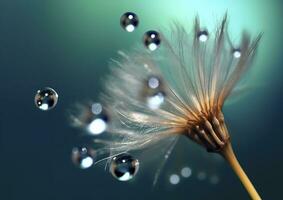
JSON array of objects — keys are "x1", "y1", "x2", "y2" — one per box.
[{"x1": 0, "y1": 0, "x2": 282, "y2": 199}]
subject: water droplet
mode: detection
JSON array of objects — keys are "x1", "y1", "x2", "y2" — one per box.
[
  {"x1": 120, "y1": 12, "x2": 139, "y2": 32},
  {"x1": 197, "y1": 171, "x2": 207, "y2": 180},
  {"x1": 87, "y1": 103, "x2": 108, "y2": 135},
  {"x1": 197, "y1": 30, "x2": 208, "y2": 42},
  {"x1": 181, "y1": 167, "x2": 192, "y2": 178},
  {"x1": 147, "y1": 76, "x2": 160, "y2": 89},
  {"x1": 88, "y1": 118, "x2": 107, "y2": 135},
  {"x1": 110, "y1": 154, "x2": 139, "y2": 181},
  {"x1": 146, "y1": 92, "x2": 165, "y2": 109},
  {"x1": 209, "y1": 175, "x2": 219, "y2": 185},
  {"x1": 34, "y1": 87, "x2": 58, "y2": 111},
  {"x1": 71, "y1": 147, "x2": 96, "y2": 169},
  {"x1": 233, "y1": 49, "x2": 241, "y2": 58},
  {"x1": 143, "y1": 31, "x2": 161, "y2": 51},
  {"x1": 91, "y1": 102, "x2": 103, "y2": 115},
  {"x1": 169, "y1": 174, "x2": 180, "y2": 185}
]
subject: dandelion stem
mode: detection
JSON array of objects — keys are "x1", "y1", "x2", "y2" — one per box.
[{"x1": 221, "y1": 142, "x2": 262, "y2": 200}]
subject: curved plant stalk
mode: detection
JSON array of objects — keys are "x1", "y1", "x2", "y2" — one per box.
[{"x1": 221, "y1": 142, "x2": 262, "y2": 200}]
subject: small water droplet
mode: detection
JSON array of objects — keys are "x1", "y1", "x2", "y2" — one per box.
[
  {"x1": 169, "y1": 174, "x2": 180, "y2": 185},
  {"x1": 233, "y1": 49, "x2": 241, "y2": 58},
  {"x1": 209, "y1": 175, "x2": 219, "y2": 185},
  {"x1": 143, "y1": 31, "x2": 161, "y2": 51},
  {"x1": 147, "y1": 76, "x2": 160, "y2": 89},
  {"x1": 197, "y1": 30, "x2": 208, "y2": 42},
  {"x1": 197, "y1": 171, "x2": 207, "y2": 180},
  {"x1": 34, "y1": 87, "x2": 58, "y2": 111},
  {"x1": 110, "y1": 154, "x2": 139, "y2": 181},
  {"x1": 181, "y1": 167, "x2": 192, "y2": 178},
  {"x1": 146, "y1": 92, "x2": 165, "y2": 110},
  {"x1": 120, "y1": 12, "x2": 139, "y2": 32},
  {"x1": 71, "y1": 147, "x2": 96, "y2": 169},
  {"x1": 91, "y1": 102, "x2": 103, "y2": 115}
]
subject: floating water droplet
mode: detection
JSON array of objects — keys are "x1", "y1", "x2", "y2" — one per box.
[
  {"x1": 34, "y1": 87, "x2": 58, "y2": 111},
  {"x1": 143, "y1": 31, "x2": 161, "y2": 51},
  {"x1": 146, "y1": 92, "x2": 165, "y2": 109},
  {"x1": 181, "y1": 167, "x2": 192, "y2": 178},
  {"x1": 209, "y1": 175, "x2": 219, "y2": 185},
  {"x1": 197, "y1": 171, "x2": 207, "y2": 180},
  {"x1": 147, "y1": 76, "x2": 160, "y2": 89},
  {"x1": 198, "y1": 30, "x2": 208, "y2": 42},
  {"x1": 169, "y1": 174, "x2": 180, "y2": 185},
  {"x1": 110, "y1": 154, "x2": 139, "y2": 181},
  {"x1": 71, "y1": 147, "x2": 96, "y2": 169},
  {"x1": 120, "y1": 12, "x2": 139, "y2": 32},
  {"x1": 91, "y1": 102, "x2": 103, "y2": 115},
  {"x1": 233, "y1": 49, "x2": 241, "y2": 58}
]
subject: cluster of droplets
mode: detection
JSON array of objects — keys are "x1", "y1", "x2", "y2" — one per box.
[
  {"x1": 196, "y1": 29, "x2": 241, "y2": 59},
  {"x1": 168, "y1": 166, "x2": 220, "y2": 186},
  {"x1": 120, "y1": 12, "x2": 161, "y2": 51},
  {"x1": 33, "y1": 14, "x2": 242, "y2": 184},
  {"x1": 68, "y1": 101, "x2": 140, "y2": 181}
]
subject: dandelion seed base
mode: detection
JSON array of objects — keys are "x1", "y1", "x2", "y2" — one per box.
[{"x1": 186, "y1": 113, "x2": 261, "y2": 199}]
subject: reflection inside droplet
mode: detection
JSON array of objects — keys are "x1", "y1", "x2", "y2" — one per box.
[
  {"x1": 110, "y1": 154, "x2": 139, "y2": 181},
  {"x1": 34, "y1": 87, "x2": 58, "y2": 111}
]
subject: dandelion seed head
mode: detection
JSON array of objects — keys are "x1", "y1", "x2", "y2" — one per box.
[{"x1": 72, "y1": 14, "x2": 261, "y2": 166}]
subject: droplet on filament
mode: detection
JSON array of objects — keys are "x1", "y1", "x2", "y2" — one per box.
[{"x1": 110, "y1": 154, "x2": 139, "y2": 181}]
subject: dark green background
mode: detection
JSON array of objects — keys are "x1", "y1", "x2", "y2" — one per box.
[{"x1": 0, "y1": 0, "x2": 282, "y2": 199}]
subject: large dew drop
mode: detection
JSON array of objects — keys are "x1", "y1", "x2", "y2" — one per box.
[
  {"x1": 71, "y1": 147, "x2": 96, "y2": 169},
  {"x1": 120, "y1": 12, "x2": 139, "y2": 32},
  {"x1": 34, "y1": 87, "x2": 58, "y2": 111},
  {"x1": 110, "y1": 154, "x2": 139, "y2": 181},
  {"x1": 143, "y1": 30, "x2": 161, "y2": 51}
]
